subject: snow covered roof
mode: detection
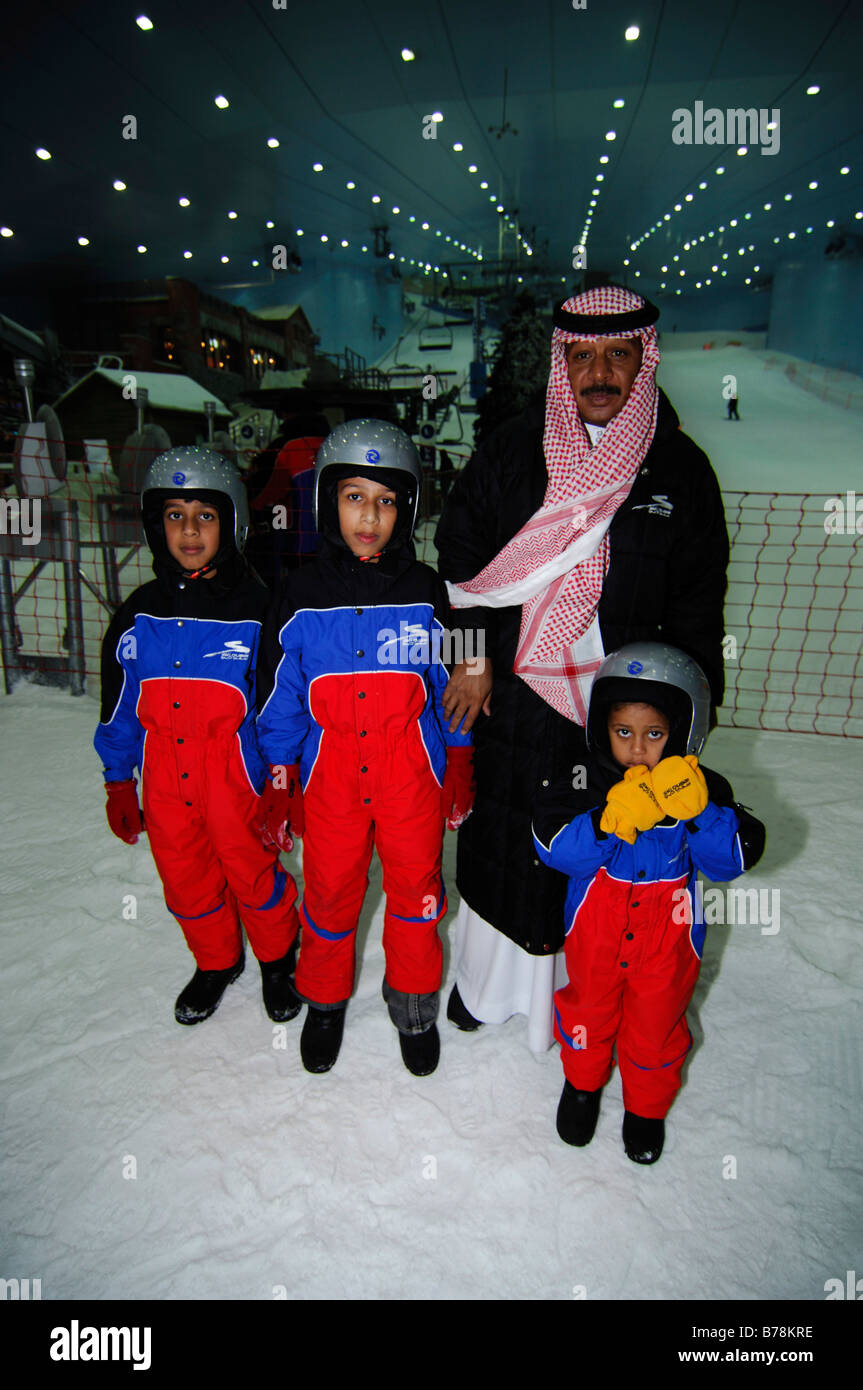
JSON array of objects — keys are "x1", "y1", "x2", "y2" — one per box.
[
  {"x1": 248, "y1": 304, "x2": 310, "y2": 325},
  {"x1": 54, "y1": 369, "x2": 232, "y2": 416}
]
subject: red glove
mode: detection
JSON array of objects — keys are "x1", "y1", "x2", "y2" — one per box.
[
  {"x1": 257, "y1": 764, "x2": 304, "y2": 851},
  {"x1": 441, "y1": 746, "x2": 475, "y2": 830},
  {"x1": 105, "y1": 780, "x2": 144, "y2": 844}
]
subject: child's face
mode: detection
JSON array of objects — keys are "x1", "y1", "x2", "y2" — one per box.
[
  {"x1": 162, "y1": 498, "x2": 220, "y2": 572},
  {"x1": 337, "y1": 476, "x2": 398, "y2": 559},
  {"x1": 607, "y1": 702, "x2": 670, "y2": 770}
]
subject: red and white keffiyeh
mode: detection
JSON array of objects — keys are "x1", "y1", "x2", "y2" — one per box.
[{"x1": 447, "y1": 285, "x2": 660, "y2": 724}]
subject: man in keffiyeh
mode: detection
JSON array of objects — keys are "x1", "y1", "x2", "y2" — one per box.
[{"x1": 435, "y1": 284, "x2": 729, "y2": 1051}]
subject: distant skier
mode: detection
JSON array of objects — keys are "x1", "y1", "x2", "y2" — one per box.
[
  {"x1": 94, "y1": 448, "x2": 301, "y2": 1027},
  {"x1": 726, "y1": 392, "x2": 740, "y2": 420}
]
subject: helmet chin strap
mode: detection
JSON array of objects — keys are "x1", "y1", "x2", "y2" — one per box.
[{"x1": 183, "y1": 562, "x2": 214, "y2": 580}]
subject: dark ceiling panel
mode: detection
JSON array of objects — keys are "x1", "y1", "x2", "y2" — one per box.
[{"x1": 0, "y1": 0, "x2": 861, "y2": 306}]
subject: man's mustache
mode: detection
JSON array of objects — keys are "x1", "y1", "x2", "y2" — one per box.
[{"x1": 581, "y1": 385, "x2": 620, "y2": 397}]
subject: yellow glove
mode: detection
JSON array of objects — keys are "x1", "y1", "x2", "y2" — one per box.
[
  {"x1": 649, "y1": 755, "x2": 708, "y2": 821},
  {"x1": 599, "y1": 765, "x2": 665, "y2": 843}
]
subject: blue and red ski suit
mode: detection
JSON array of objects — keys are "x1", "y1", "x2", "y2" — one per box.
[
  {"x1": 95, "y1": 564, "x2": 298, "y2": 970},
  {"x1": 533, "y1": 762, "x2": 765, "y2": 1118},
  {"x1": 256, "y1": 539, "x2": 470, "y2": 1007}
]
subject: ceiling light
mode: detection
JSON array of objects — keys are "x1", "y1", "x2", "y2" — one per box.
[
  {"x1": 113, "y1": 180, "x2": 126, "y2": 191},
  {"x1": 605, "y1": 130, "x2": 616, "y2": 141},
  {"x1": 183, "y1": 250, "x2": 192, "y2": 258},
  {"x1": 401, "y1": 48, "x2": 415, "y2": 61},
  {"x1": 78, "y1": 236, "x2": 90, "y2": 246},
  {"x1": 214, "y1": 95, "x2": 229, "y2": 109},
  {"x1": 625, "y1": 25, "x2": 639, "y2": 40},
  {"x1": 809, "y1": 181, "x2": 818, "y2": 189},
  {"x1": 137, "y1": 244, "x2": 146, "y2": 253},
  {"x1": 221, "y1": 256, "x2": 229, "y2": 263},
  {"x1": 296, "y1": 228, "x2": 304, "y2": 236},
  {"x1": 432, "y1": 112, "x2": 443, "y2": 122},
  {"x1": 613, "y1": 98, "x2": 625, "y2": 108},
  {"x1": 453, "y1": 142, "x2": 463, "y2": 152},
  {"x1": 737, "y1": 147, "x2": 747, "y2": 156},
  {"x1": 468, "y1": 164, "x2": 477, "y2": 173},
  {"x1": 685, "y1": 194, "x2": 694, "y2": 201},
  {"x1": 136, "y1": 15, "x2": 153, "y2": 30},
  {"x1": 35, "y1": 147, "x2": 52, "y2": 160},
  {"x1": 699, "y1": 181, "x2": 707, "y2": 189},
  {"x1": 341, "y1": 239, "x2": 348, "y2": 247},
  {"x1": 840, "y1": 166, "x2": 850, "y2": 175},
  {"x1": 227, "y1": 210, "x2": 237, "y2": 219},
  {"x1": 600, "y1": 155, "x2": 609, "y2": 164},
  {"x1": 392, "y1": 206, "x2": 400, "y2": 214},
  {"x1": 267, "y1": 137, "x2": 279, "y2": 148},
  {"x1": 321, "y1": 234, "x2": 328, "y2": 242},
  {"x1": 266, "y1": 220, "x2": 274, "y2": 229},
  {"x1": 372, "y1": 195, "x2": 381, "y2": 203},
  {"x1": 313, "y1": 162, "x2": 324, "y2": 172},
  {"x1": 179, "y1": 197, "x2": 190, "y2": 207},
  {"x1": 806, "y1": 85, "x2": 820, "y2": 95}
]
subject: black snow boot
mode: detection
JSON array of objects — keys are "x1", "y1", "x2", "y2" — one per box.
[
  {"x1": 556, "y1": 1082, "x2": 602, "y2": 1146},
  {"x1": 259, "y1": 940, "x2": 301, "y2": 1022},
  {"x1": 300, "y1": 1004, "x2": 346, "y2": 1073},
  {"x1": 622, "y1": 1111, "x2": 665, "y2": 1165},
  {"x1": 174, "y1": 951, "x2": 245, "y2": 1025},
  {"x1": 398, "y1": 1023, "x2": 440, "y2": 1076},
  {"x1": 446, "y1": 983, "x2": 483, "y2": 1031}
]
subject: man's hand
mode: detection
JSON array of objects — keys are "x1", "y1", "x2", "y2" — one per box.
[{"x1": 441, "y1": 659, "x2": 493, "y2": 734}]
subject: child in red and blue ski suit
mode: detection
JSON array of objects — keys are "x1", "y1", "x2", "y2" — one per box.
[
  {"x1": 94, "y1": 448, "x2": 300, "y2": 1026},
  {"x1": 255, "y1": 420, "x2": 474, "y2": 1075},
  {"x1": 532, "y1": 644, "x2": 765, "y2": 1162}
]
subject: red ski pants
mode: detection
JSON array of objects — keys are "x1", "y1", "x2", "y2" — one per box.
[
  {"x1": 143, "y1": 747, "x2": 298, "y2": 971},
  {"x1": 553, "y1": 879, "x2": 701, "y2": 1119},
  {"x1": 295, "y1": 774, "x2": 446, "y2": 1006}
]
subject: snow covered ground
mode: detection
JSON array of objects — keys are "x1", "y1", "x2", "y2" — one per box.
[{"x1": 1, "y1": 341, "x2": 862, "y2": 1307}]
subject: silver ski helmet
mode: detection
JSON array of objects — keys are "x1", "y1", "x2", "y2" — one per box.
[
  {"x1": 314, "y1": 418, "x2": 422, "y2": 546},
  {"x1": 586, "y1": 641, "x2": 712, "y2": 758},
  {"x1": 141, "y1": 446, "x2": 250, "y2": 554}
]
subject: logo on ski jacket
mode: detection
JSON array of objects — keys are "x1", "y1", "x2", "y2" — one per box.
[
  {"x1": 203, "y1": 640, "x2": 251, "y2": 660},
  {"x1": 631, "y1": 494, "x2": 673, "y2": 517}
]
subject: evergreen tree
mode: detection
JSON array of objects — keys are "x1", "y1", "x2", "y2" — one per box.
[{"x1": 474, "y1": 292, "x2": 550, "y2": 446}]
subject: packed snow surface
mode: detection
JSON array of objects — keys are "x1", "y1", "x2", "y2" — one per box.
[{"x1": 0, "y1": 687, "x2": 860, "y2": 1301}]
